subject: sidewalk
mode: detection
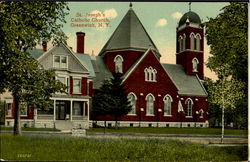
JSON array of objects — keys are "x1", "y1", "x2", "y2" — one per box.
[{"x1": 86, "y1": 132, "x2": 248, "y2": 145}]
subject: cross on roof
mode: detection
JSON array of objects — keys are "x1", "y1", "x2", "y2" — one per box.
[
  {"x1": 189, "y1": 2, "x2": 192, "y2": 11},
  {"x1": 130, "y1": 2, "x2": 133, "y2": 8}
]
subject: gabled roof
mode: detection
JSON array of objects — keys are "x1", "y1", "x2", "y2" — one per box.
[
  {"x1": 99, "y1": 8, "x2": 160, "y2": 57},
  {"x1": 28, "y1": 48, "x2": 44, "y2": 59},
  {"x1": 75, "y1": 54, "x2": 96, "y2": 78},
  {"x1": 121, "y1": 48, "x2": 151, "y2": 83},
  {"x1": 91, "y1": 56, "x2": 113, "y2": 89},
  {"x1": 162, "y1": 64, "x2": 207, "y2": 97}
]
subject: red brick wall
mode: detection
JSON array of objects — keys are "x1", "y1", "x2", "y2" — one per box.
[{"x1": 103, "y1": 50, "x2": 144, "y2": 74}]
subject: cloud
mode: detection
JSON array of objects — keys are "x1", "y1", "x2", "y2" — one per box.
[
  {"x1": 171, "y1": 12, "x2": 183, "y2": 19},
  {"x1": 156, "y1": 18, "x2": 167, "y2": 27},
  {"x1": 104, "y1": 8, "x2": 117, "y2": 19}
]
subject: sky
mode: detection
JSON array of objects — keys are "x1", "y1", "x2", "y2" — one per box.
[{"x1": 48, "y1": 2, "x2": 229, "y2": 80}]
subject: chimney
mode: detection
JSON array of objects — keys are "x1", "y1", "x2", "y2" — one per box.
[
  {"x1": 42, "y1": 41, "x2": 47, "y2": 52},
  {"x1": 76, "y1": 32, "x2": 85, "y2": 54}
]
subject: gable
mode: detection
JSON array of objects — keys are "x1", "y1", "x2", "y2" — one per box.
[
  {"x1": 123, "y1": 49, "x2": 178, "y2": 93},
  {"x1": 38, "y1": 43, "x2": 89, "y2": 73}
]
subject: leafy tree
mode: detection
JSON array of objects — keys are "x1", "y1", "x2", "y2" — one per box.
[
  {"x1": 208, "y1": 64, "x2": 244, "y2": 143},
  {"x1": 205, "y1": 2, "x2": 248, "y2": 129},
  {"x1": 92, "y1": 73, "x2": 131, "y2": 128},
  {"x1": 206, "y1": 2, "x2": 247, "y2": 83},
  {"x1": 0, "y1": 2, "x2": 69, "y2": 135}
]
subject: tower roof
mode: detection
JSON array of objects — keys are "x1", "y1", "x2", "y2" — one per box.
[
  {"x1": 99, "y1": 7, "x2": 160, "y2": 56},
  {"x1": 178, "y1": 11, "x2": 201, "y2": 27}
]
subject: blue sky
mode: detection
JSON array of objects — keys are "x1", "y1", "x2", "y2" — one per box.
[{"x1": 58, "y1": 2, "x2": 229, "y2": 79}]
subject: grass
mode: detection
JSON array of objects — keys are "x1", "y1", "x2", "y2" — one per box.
[
  {"x1": 0, "y1": 134, "x2": 247, "y2": 161},
  {"x1": 0, "y1": 126, "x2": 60, "y2": 132},
  {"x1": 87, "y1": 127, "x2": 248, "y2": 136}
]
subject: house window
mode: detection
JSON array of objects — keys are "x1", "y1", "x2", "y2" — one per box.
[
  {"x1": 144, "y1": 67, "x2": 157, "y2": 82},
  {"x1": 163, "y1": 95, "x2": 172, "y2": 116},
  {"x1": 196, "y1": 34, "x2": 201, "y2": 51},
  {"x1": 185, "y1": 98, "x2": 193, "y2": 117},
  {"x1": 190, "y1": 33, "x2": 195, "y2": 50},
  {"x1": 146, "y1": 94, "x2": 155, "y2": 116},
  {"x1": 57, "y1": 76, "x2": 68, "y2": 93},
  {"x1": 73, "y1": 78, "x2": 81, "y2": 94},
  {"x1": 73, "y1": 102, "x2": 83, "y2": 116},
  {"x1": 127, "y1": 92, "x2": 137, "y2": 115},
  {"x1": 54, "y1": 55, "x2": 68, "y2": 68},
  {"x1": 7, "y1": 103, "x2": 12, "y2": 117},
  {"x1": 114, "y1": 55, "x2": 123, "y2": 73},
  {"x1": 192, "y1": 58, "x2": 199, "y2": 72},
  {"x1": 20, "y1": 103, "x2": 28, "y2": 116}
]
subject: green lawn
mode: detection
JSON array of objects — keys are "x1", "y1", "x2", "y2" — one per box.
[
  {"x1": 0, "y1": 126, "x2": 59, "y2": 132},
  {"x1": 87, "y1": 127, "x2": 247, "y2": 135},
  {"x1": 1, "y1": 134, "x2": 247, "y2": 161}
]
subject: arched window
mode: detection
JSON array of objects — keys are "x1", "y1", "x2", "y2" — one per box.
[
  {"x1": 178, "y1": 36, "x2": 183, "y2": 52},
  {"x1": 127, "y1": 93, "x2": 137, "y2": 115},
  {"x1": 148, "y1": 67, "x2": 153, "y2": 81},
  {"x1": 185, "y1": 98, "x2": 193, "y2": 117},
  {"x1": 114, "y1": 55, "x2": 123, "y2": 73},
  {"x1": 183, "y1": 34, "x2": 186, "y2": 51},
  {"x1": 146, "y1": 94, "x2": 155, "y2": 116},
  {"x1": 144, "y1": 67, "x2": 157, "y2": 82},
  {"x1": 163, "y1": 95, "x2": 172, "y2": 116},
  {"x1": 199, "y1": 109, "x2": 204, "y2": 118},
  {"x1": 153, "y1": 69, "x2": 157, "y2": 81},
  {"x1": 196, "y1": 34, "x2": 201, "y2": 51},
  {"x1": 190, "y1": 33, "x2": 195, "y2": 50},
  {"x1": 192, "y1": 58, "x2": 199, "y2": 72}
]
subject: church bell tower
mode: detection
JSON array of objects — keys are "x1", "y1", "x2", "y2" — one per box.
[{"x1": 176, "y1": 3, "x2": 204, "y2": 80}]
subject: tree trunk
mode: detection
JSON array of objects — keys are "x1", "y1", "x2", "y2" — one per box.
[{"x1": 13, "y1": 92, "x2": 21, "y2": 136}]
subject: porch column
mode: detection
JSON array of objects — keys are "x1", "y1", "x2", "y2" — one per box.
[
  {"x1": 87, "y1": 100, "x2": 89, "y2": 121},
  {"x1": 53, "y1": 100, "x2": 56, "y2": 121},
  {"x1": 70, "y1": 100, "x2": 73, "y2": 121}
]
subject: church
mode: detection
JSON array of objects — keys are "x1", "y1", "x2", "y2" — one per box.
[
  {"x1": 4, "y1": 4, "x2": 208, "y2": 129},
  {"x1": 91, "y1": 4, "x2": 208, "y2": 128}
]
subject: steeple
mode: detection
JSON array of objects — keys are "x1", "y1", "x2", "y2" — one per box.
[
  {"x1": 189, "y1": 2, "x2": 191, "y2": 12},
  {"x1": 129, "y1": 2, "x2": 133, "y2": 8},
  {"x1": 99, "y1": 6, "x2": 160, "y2": 57}
]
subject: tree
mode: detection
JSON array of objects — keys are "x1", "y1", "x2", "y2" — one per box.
[
  {"x1": 205, "y1": 2, "x2": 248, "y2": 83},
  {"x1": 0, "y1": 2, "x2": 69, "y2": 135},
  {"x1": 208, "y1": 64, "x2": 244, "y2": 143},
  {"x1": 205, "y1": 2, "x2": 248, "y2": 129},
  {"x1": 109, "y1": 73, "x2": 132, "y2": 128},
  {"x1": 92, "y1": 73, "x2": 131, "y2": 128}
]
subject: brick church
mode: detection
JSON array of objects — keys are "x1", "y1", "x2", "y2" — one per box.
[{"x1": 4, "y1": 4, "x2": 208, "y2": 128}]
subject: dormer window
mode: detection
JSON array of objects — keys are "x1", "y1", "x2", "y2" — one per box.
[
  {"x1": 114, "y1": 55, "x2": 123, "y2": 73},
  {"x1": 144, "y1": 67, "x2": 157, "y2": 82},
  {"x1": 54, "y1": 55, "x2": 68, "y2": 68},
  {"x1": 192, "y1": 58, "x2": 199, "y2": 72}
]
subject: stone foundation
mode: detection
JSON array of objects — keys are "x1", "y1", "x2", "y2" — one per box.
[{"x1": 90, "y1": 121, "x2": 209, "y2": 128}]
